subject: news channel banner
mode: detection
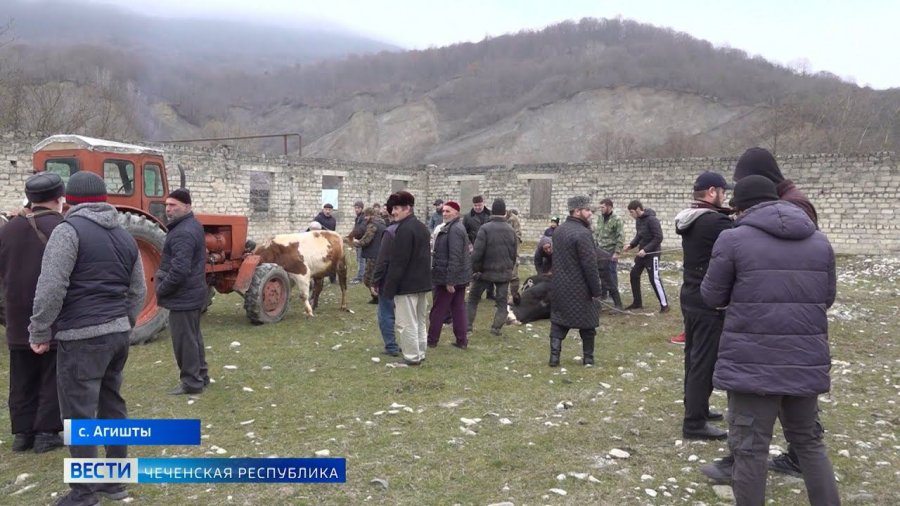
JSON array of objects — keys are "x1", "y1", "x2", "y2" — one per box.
[{"x1": 63, "y1": 419, "x2": 346, "y2": 484}]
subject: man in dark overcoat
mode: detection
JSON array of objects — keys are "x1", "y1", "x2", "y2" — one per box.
[{"x1": 548, "y1": 195, "x2": 602, "y2": 367}]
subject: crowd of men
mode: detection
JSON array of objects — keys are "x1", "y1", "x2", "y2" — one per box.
[{"x1": 1, "y1": 147, "x2": 839, "y2": 505}]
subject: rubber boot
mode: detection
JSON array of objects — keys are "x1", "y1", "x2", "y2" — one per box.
[
  {"x1": 548, "y1": 337, "x2": 562, "y2": 367},
  {"x1": 582, "y1": 335, "x2": 595, "y2": 366}
]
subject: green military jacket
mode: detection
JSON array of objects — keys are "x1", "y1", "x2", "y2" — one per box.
[{"x1": 594, "y1": 212, "x2": 624, "y2": 254}]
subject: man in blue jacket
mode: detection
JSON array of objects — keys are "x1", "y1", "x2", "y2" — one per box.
[
  {"x1": 700, "y1": 175, "x2": 839, "y2": 505},
  {"x1": 156, "y1": 189, "x2": 209, "y2": 395}
]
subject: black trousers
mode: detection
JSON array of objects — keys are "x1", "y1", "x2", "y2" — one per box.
[
  {"x1": 466, "y1": 280, "x2": 509, "y2": 332},
  {"x1": 169, "y1": 310, "x2": 209, "y2": 390},
  {"x1": 682, "y1": 310, "x2": 723, "y2": 430},
  {"x1": 629, "y1": 255, "x2": 668, "y2": 307},
  {"x1": 8, "y1": 348, "x2": 62, "y2": 435},
  {"x1": 57, "y1": 332, "x2": 130, "y2": 500}
]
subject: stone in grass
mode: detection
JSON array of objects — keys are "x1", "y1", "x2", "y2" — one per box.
[
  {"x1": 487, "y1": 502, "x2": 514, "y2": 506},
  {"x1": 556, "y1": 473, "x2": 566, "y2": 481},
  {"x1": 713, "y1": 485, "x2": 735, "y2": 501},
  {"x1": 15, "y1": 473, "x2": 30, "y2": 485},
  {"x1": 371, "y1": 357, "x2": 381, "y2": 363},
  {"x1": 549, "y1": 488, "x2": 567, "y2": 496},
  {"x1": 645, "y1": 488, "x2": 657, "y2": 497},
  {"x1": 315, "y1": 449, "x2": 331, "y2": 457},
  {"x1": 370, "y1": 478, "x2": 389, "y2": 490},
  {"x1": 609, "y1": 448, "x2": 630, "y2": 459}
]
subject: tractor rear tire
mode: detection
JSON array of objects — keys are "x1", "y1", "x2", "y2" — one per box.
[
  {"x1": 118, "y1": 212, "x2": 169, "y2": 345},
  {"x1": 244, "y1": 263, "x2": 291, "y2": 325}
]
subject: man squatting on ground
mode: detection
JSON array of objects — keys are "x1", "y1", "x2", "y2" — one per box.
[
  {"x1": 0, "y1": 172, "x2": 66, "y2": 453},
  {"x1": 29, "y1": 171, "x2": 146, "y2": 506}
]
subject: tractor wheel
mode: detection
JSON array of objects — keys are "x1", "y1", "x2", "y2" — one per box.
[
  {"x1": 118, "y1": 212, "x2": 169, "y2": 345},
  {"x1": 244, "y1": 263, "x2": 291, "y2": 325}
]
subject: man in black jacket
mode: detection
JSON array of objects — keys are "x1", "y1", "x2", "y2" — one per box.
[
  {"x1": 548, "y1": 196, "x2": 602, "y2": 367},
  {"x1": 350, "y1": 200, "x2": 366, "y2": 284},
  {"x1": 315, "y1": 203, "x2": 338, "y2": 283},
  {"x1": 675, "y1": 172, "x2": 733, "y2": 441},
  {"x1": 623, "y1": 200, "x2": 669, "y2": 312},
  {"x1": 379, "y1": 191, "x2": 432, "y2": 366},
  {"x1": 0, "y1": 173, "x2": 66, "y2": 454},
  {"x1": 156, "y1": 189, "x2": 210, "y2": 395},
  {"x1": 466, "y1": 199, "x2": 517, "y2": 337}
]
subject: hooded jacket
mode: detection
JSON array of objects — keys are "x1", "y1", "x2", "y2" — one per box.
[
  {"x1": 29, "y1": 203, "x2": 146, "y2": 344},
  {"x1": 701, "y1": 201, "x2": 836, "y2": 396},
  {"x1": 675, "y1": 203, "x2": 733, "y2": 314},
  {"x1": 628, "y1": 208, "x2": 663, "y2": 255}
]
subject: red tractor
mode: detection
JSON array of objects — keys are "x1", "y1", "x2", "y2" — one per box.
[{"x1": 29, "y1": 135, "x2": 292, "y2": 344}]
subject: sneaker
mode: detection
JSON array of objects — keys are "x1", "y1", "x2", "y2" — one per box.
[
  {"x1": 768, "y1": 453, "x2": 802, "y2": 477},
  {"x1": 350, "y1": 279, "x2": 362, "y2": 285},
  {"x1": 12, "y1": 432, "x2": 34, "y2": 452},
  {"x1": 33, "y1": 432, "x2": 64, "y2": 453},
  {"x1": 167, "y1": 384, "x2": 203, "y2": 395},
  {"x1": 660, "y1": 305, "x2": 671, "y2": 313},
  {"x1": 670, "y1": 332, "x2": 685, "y2": 344},
  {"x1": 94, "y1": 483, "x2": 129, "y2": 501},
  {"x1": 382, "y1": 349, "x2": 400, "y2": 357}
]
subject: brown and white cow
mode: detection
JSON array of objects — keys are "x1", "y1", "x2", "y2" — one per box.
[{"x1": 253, "y1": 230, "x2": 348, "y2": 316}]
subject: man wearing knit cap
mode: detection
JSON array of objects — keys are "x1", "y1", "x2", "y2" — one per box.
[
  {"x1": 467, "y1": 198, "x2": 517, "y2": 337},
  {"x1": 674, "y1": 171, "x2": 733, "y2": 441},
  {"x1": 156, "y1": 188, "x2": 209, "y2": 395},
  {"x1": 700, "y1": 174, "x2": 839, "y2": 504},
  {"x1": 547, "y1": 195, "x2": 602, "y2": 367},
  {"x1": 0, "y1": 172, "x2": 66, "y2": 454},
  {"x1": 29, "y1": 171, "x2": 146, "y2": 505},
  {"x1": 379, "y1": 191, "x2": 432, "y2": 365},
  {"x1": 733, "y1": 147, "x2": 818, "y2": 226}
]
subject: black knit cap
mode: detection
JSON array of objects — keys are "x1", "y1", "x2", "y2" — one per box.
[
  {"x1": 734, "y1": 147, "x2": 784, "y2": 184},
  {"x1": 168, "y1": 188, "x2": 192, "y2": 205},
  {"x1": 491, "y1": 198, "x2": 506, "y2": 216},
  {"x1": 65, "y1": 171, "x2": 107, "y2": 204},
  {"x1": 732, "y1": 175, "x2": 779, "y2": 211},
  {"x1": 25, "y1": 172, "x2": 64, "y2": 203}
]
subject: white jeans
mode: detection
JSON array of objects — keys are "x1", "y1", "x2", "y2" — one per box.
[{"x1": 394, "y1": 292, "x2": 429, "y2": 362}]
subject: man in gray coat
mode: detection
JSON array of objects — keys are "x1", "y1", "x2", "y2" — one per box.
[
  {"x1": 427, "y1": 201, "x2": 471, "y2": 348},
  {"x1": 548, "y1": 196, "x2": 602, "y2": 367},
  {"x1": 466, "y1": 199, "x2": 517, "y2": 337}
]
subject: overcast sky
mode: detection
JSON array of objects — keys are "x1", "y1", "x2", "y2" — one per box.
[{"x1": 88, "y1": 0, "x2": 897, "y2": 89}]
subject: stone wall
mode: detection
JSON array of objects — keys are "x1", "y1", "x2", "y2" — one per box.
[{"x1": 2, "y1": 132, "x2": 897, "y2": 254}]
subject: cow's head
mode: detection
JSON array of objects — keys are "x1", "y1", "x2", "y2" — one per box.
[
  {"x1": 254, "y1": 240, "x2": 308, "y2": 275},
  {"x1": 511, "y1": 274, "x2": 552, "y2": 323}
]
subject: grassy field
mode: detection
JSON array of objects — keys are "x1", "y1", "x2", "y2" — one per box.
[{"x1": 1, "y1": 254, "x2": 898, "y2": 505}]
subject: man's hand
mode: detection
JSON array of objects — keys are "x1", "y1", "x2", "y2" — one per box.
[
  {"x1": 611, "y1": 253, "x2": 619, "y2": 262},
  {"x1": 623, "y1": 245, "x2": 632, "y2": 253},
  {"x1": 637, "y1": 249, "x2": 646, "y2": 258},
  {"x1": 447, "y1": 285, "x2": 455, "y2": 294},
  {"x1": 372, "y1": 286, "x2": 379, "y2": 295},
  {"x1": 31, "y1": 342, "x2": 50, "y2": 354}
]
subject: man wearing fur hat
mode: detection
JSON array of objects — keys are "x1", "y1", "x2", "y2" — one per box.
[
  {"x1": 156, "y1": 188, "x2": 210, "y2": 395},
  {"x1": 29, "y1": 171, "x2": 146, "y2": 505},
  {"x1": 548, "y1": 196, "x2": 602, "y2": 367},
  {"x1": 379, "y1": 191, "x2": 432, "y2": 365},
  {"x1": 0, "y1": 173, "x2": 66, "y2": 454},
  {"x1": 466, "y1": 199, "x2": 517, "y2": 337}
]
